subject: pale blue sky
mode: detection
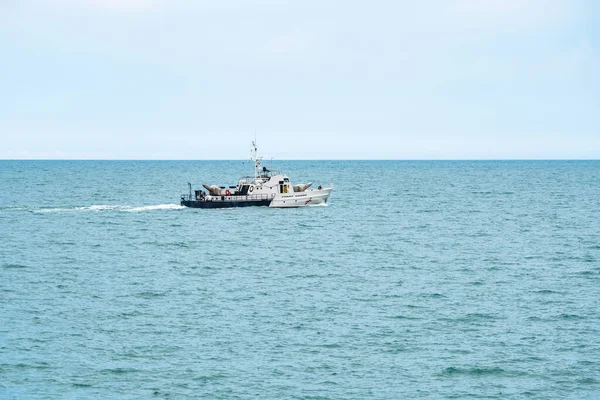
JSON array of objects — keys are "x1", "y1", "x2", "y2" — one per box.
[{"x1": 1, "y1": 0, "x2": 598, "y2": 159}]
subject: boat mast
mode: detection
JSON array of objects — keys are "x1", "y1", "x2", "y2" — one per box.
[{"x1": 251, "y1": 139, "x2": 263, "y2": 182}]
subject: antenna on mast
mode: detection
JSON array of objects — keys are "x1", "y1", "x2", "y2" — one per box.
[
  {"x1": 251, "y1": 131, "x2": 262, "y2": 181},
  {"x1": 252, "y1": 129, "x2": 258, "y2": 156}
]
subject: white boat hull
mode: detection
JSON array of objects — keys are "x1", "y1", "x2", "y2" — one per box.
[{"x1": 269, "y1": 187, "x2": 333, "y2": 208}]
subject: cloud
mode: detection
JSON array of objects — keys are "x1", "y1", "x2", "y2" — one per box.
[
  {"x1": 47, "y1": 0, "x2": 288, "y2": 12},
  {"x1": 264, "y1": 31, "x2": 316, "y2": 54},
  {"x1": 443, "y1": 0, "x2": 575, "y2": 31},
  {"x1": 544, "y1": 39, "x2": 600, "y2": 80},
  {"x1": 52, "y1": 0, "x2": 164, "y2": 12},
  {"x1": 450, "y1": 0, "x2": 537, "y2": 16}
]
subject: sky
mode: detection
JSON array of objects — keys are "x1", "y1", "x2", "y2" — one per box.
[{"x1": 1, "y1": 0, "x2": 599, "y2": 159}]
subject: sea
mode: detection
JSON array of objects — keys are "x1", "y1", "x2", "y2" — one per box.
[{"x1": 1, "y1": 160, "x2": 599, "y2": 399}]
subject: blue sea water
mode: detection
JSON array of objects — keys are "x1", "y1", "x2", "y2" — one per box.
[{"x1": 1, "y1": 160, "x2": 599, "y2": 399}]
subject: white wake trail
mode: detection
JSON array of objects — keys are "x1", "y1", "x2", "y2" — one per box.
[
  {"x1": 37, "y1": 204, "x2": 185, "y2": 213},
  {"x1": 124, "y1": 204, "x2": 185, "y2": 212}
]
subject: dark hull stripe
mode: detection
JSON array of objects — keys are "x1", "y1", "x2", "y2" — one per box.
[{"x1": 181, "y1": 200, "x2": 271, "y2": 209}]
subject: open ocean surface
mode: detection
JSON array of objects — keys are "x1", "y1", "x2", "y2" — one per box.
[{"x1": 1, "y1": 160, "x2": 599, "y2": 399}]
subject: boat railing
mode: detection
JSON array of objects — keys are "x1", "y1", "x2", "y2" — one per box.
[
  {"x1": 182, "y1": 193, "x2": 275, "y2": 202},
  {"x1": 207, "y1": 193, "x2": 275, "y2": 201}
]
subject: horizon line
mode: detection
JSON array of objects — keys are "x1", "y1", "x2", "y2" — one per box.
[{"x1": 1, "y1": 158, "x2": 599, "y2": 162}]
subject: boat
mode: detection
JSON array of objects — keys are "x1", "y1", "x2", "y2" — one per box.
[{"x1": 180, "y1": 141, "x2": 333, "y2": 209}]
